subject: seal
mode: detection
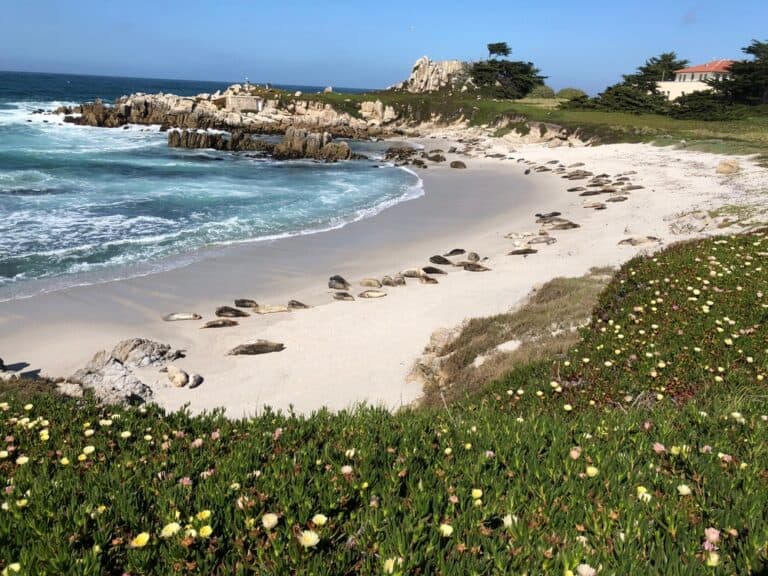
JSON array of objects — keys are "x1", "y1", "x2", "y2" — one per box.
[
  {"x1": 467, "y1": 252, "x2": 480, "y2": 263},
  {"x1": 255, "y1": 305, "x2": 290, "y2": 314},
  {"x1": 509, "y1": 248, "x2": 538, "y2": 256},
  {"x1": 360, "y1": 278, "x2": 382, "y2": 288},
  {"x1": 359, "y1": 290, "x2": 387, "y2": 298},
  {"x1": 162, "y1": 312, "x2": 202, "y2": 322},
  {"x1": 216, "y1": 306, "x2": 249, "y2": 318},
  {"x1": 393, "y1": 274, "x2": 406, "y2": 286},
  {"x1": 429, "y1": 255, "x2": 453, "y2": 265},
  {"x1": 402, "y1": 268, "x2": 424, "y2": 278},
  {"x1": 618, "y1": 236, "x2": 661, "y2": 246},
  {"x1": 228, "y1": 340, "x2": 285, "y2": 355},
  {"x1": 535, "y1": 211, "x2": 561, "y2": 219},
  {"x1": 288, "y1": 300, "x2": 309, "y2": 309},
  {"x1": 328, "y1": 275, "x2": 351, "y2": 290},
  {"x1": 189, "y1": 374, "x2": 204, "y2": 389},
  {"x1": 420, "y1": 276, "x2": 439, "y2": 284},
  {"x1": 567, "y1": 187, "x2": 586, "y2": 192},
  {"x1": 463, "y1": 263, "x2": 490, "y2": 272},
  {"x1": 582, "y1": 201, "x2": 606, "y2": 210},
  {"x1": 381, "y1": 275, "x2": 396, "y2": 287},
  {"x1": 527, "y1": 236, "x2": 557, "y2": 245},
  {"x1": 334, "y1": 291, "x2": 355, "y2": 301},
  {"x1": 422, "y1": 266, "x2": 447, "y2": 275},
  {"x1": 201, "y1": 319, "x2": 239, "y2": 329},
  {"x1": 444, "y1": 248, "x2": 465, "y2": 257},
  {"x1": 234, "y1": 299, "x2": 258, "y2": 308},
  {"x1": 550, "y1": 221, "x2": 580, "y2": 230},
  {"x1": 606, "y1": 195, "x2": 628, "y2": 202}
]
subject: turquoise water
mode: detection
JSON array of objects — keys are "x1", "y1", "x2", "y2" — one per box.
[{"x1": 0, "y1": 72, "x2": 421, "y2": 300}]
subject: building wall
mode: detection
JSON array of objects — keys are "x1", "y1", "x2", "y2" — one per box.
[{"x1": 657, "y1": 80, "x2": 713, "y2": 101}]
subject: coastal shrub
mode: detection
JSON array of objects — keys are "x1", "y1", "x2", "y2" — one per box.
[
  {"x1": 470, "y1": 59, "x2": 545, "y2": 99},
  {"x1": 556, "y1": 87, "x2": 588, "y2": 100},
  {"x1": 670, "y1": 91, "x2": 748, "y2": 120},
  {"x1": 527, "y1": 85, "x2": 556, "y2": 99},
  {"x1": 1, "y1": 231, "x2": 767, "y2": 574}
]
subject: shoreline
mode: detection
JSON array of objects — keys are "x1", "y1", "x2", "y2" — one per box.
[{"x1": 1, "y1": 135, "x2": 765, "y2": 416}]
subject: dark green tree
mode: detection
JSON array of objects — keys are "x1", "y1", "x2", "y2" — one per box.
[
  {"x1": 622, "y1": 52, "x2": 689, "y2": 93},
  {"x1": 595, "y1": 84, "x2": 669, "y2": 114},
  {"x1": 471, "y1": 60, "x2": 545, "y2": 99},
  {"x1": 487, "y1": 42, "x2": 511, "y2": 59},
  {"x1": 712, "y1": 40, "x2": 768, "y2": 105}
]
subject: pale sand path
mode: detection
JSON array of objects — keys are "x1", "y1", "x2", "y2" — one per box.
[{"x1": 0, "y1": 139, "x2": 764, "y2": 417}]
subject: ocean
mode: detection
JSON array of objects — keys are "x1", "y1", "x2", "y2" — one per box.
[{"x1": 0, "y1": 71, "x2": 421, "y2": 300}]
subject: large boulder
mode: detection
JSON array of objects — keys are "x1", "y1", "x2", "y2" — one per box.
[
  {"x1": 272, "y1": 127, "x2": 352, "y2": 161},
  {"x1": 391, "y1": 56, "x2": 471, "y2": 93}
]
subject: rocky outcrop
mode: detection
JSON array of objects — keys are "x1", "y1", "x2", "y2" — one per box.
[
  {"x1": 167, "y1": 130, "x2": 272, "y2": 152},
  {"x1": 272, "y1": 127, "x2": 352, "y2": 161},
  {"x1": 69, "y1": 338, "x2": 182, "y2": 405},
  {"x1": 391, "y1": 56, "x2": 471, "y2": 93}
]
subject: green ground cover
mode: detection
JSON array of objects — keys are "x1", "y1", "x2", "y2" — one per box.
[{"x1": 1, "y1": 231, "x2": 766, "y2": 574}]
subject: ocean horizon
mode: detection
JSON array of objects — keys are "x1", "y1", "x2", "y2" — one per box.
[{"x1": 0, "y1": 71, "x2": 420, "y2": 301}]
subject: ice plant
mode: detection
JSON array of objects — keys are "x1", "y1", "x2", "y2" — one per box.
[
  {"x1": 129, "y1": 532, "x2": 150, "y2": 548},
  {"x1": 160, "y1": 522, "x2": 181, "y2": 538},
  {"x1": 438, "y1": 523, "x2": 454, "y2": 537},
  {"x1": 298, "y1": 530, "x2": 320, "y2": 548},
  {"x1": 312, "y1": 514, "x2": 328, "y2": 526},
  {"x1": 262, "y1": 513, "x2": 279, "y2": 530}
]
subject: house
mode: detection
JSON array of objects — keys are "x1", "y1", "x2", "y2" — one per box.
[{"x1": 657, "y1": 59, "x2": 734, "y2": 101}]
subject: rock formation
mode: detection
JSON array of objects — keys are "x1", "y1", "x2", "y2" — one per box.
[{"x1": 390, "y1": 56, "x2": 471, "y2": 93}]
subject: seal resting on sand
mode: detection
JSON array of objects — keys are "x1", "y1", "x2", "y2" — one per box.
[
  {"x1": 535, "y1": 211, "x2": 561, "y2": 219},
  {"x1": 163, "y1": 312, "x2": 202, "y2": 322},
  {"x1": 509, "y1": 248, "x2": 538, "y2": 256},
  {"x1": 234, "y1": 299, "x2": 258, "y2": 308},
  {"x1": 606, "y1": 196, "x2": 628, "y2": 202},
  {"x1": 216, "y1": 306, "x2": 249, "y2": 318},
  {"x1": 360, "y1": 278, "x2": 382, "y2": 288},
  {"x1": 201, "y1": 319, "x2": 239, "y2": 329},
  {"x1": 228, "y1": 340, "x2": 285, "y2": 355},
  {"x1": 467, "y1": 252, "x2": 480, "y2": 262},
  {"x1": 528, "y1": 236, "x2": 557, "y2": 245},
  {"x1": 359, "y1": 290, "x2": 387, "y2": 298},
  {"x1": 420, "y1": 276, "x2": 439, "y2": 284},
  {"x1": 444, "y1": 248, "x2": 465, "y2": 257},
  {"x1": 463, "y1": 263, "x2": 490, "y2": 272},
  {"x1": 288, "y1": 300, "x2": 309, "y2": 309},
  {"x1": 255, "y1": 305, "x2": 290, "y2": 314},
  {"x1": 429, "y1": 255, "x2": 452, "y2": 265},
  {"x1": 402, "y1": 268, "x2": 424, "y2": 278},
  {"x1": 422, "y1": 266, "x2": 447, "y2": 275},
  {"x1": 328, "y1": 275, "x2": 351, "y2": 290},
  {"x1": 334, "y1": 291, "x2": 355, "y2": 301},
  {"x1": 619, "y1": 236, "x2": 661, "y2": 246}
]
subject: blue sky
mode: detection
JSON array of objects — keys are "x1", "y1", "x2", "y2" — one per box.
[{"x1": 1, "y1": 0, "x2": 766, "y2": 93}]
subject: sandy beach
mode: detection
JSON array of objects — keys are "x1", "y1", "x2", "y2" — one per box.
[{"x1": 1, "y1": 136, "x2": 765, "y2": 417}]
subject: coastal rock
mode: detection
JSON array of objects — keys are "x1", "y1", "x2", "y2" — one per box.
[
  {"x1": 110, "y1": 338, "x2": 182, "y2": 368},
  {"x1": 272, "y1": 127, "x2": 352, "y2": 162},
  {"x1": 167, "y1": 365, "x2": 189, "y2": 388},
  {"x1": 716, "y1": 160, "x2": 740, "y2": 175},
  {"x1": 391, "y1": 56, "x2": 471, "y2": 93}
]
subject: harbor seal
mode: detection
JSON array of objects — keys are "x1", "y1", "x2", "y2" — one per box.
[
  {"x1": 360, "y1": 278, "x2": 382, "y2": 288},
  {"x1": 550, "y1": 221, "x2": 580, "y2": 230},
  {"x1": 467, "y1": 252, "x2": 480, "y2": 263},
  {"x1": 606, "y1": 196, "x2": 628, "y2": 203},
  {"x1": 429, "y1": 255, "x2": 453, "y2": 265},
  {"x1": 234, "y1": 299, "x2": 258, "y2": 308},
  {"x1": 420, "y1": 276, "x2": 439, "y2": 284},
  {"x1": 216, "y1": 306, "x2": 249, "y2": 318},
  {"x1": 618, "y1": 236, "x2": 661, "y2": 246},
  {"x1": 527, "y1": 236, "x2": 557, "y2": 245},
  {"x1": 328, "y1": 275, "x2": 351, "y2": 290},
  {"x1": 381, "y1": 275, "x2": 395, "y2": 287},
  {"x1": 162, "y1": 312, "x2": 202, "y2": 322},
  {"x1": 463, "y1": 263, "x2": 490, "y2": 272},
  {"x1": 167, "y1": 365, "x2": 189, "y2": 388},
  {"x1": 334, "y1": 291, "x2": 355, "y2": 301},
  {"x1": 359, "y1": 290, "x2": 387, "y2": 298},
  {"x1": 228, "y1": 340, "x2": 285, "y2": 355},
  {"x1": 288, "y1": 300, "x2": 309, "y2": 309},
  {"x1": 402, "y1": 268, "x2": 424, "y2": 278},
  {"x1": 393, "y1": 274, "x2": 406, "y2": 286},
  {"x1": 509, "y1": 248, "x2": 538, "y2": 256},
  {"x1": 201, "y1": 319, "x2": 239, "y2": 329},
  {"x1": 567, "y1": 187, "x2": 586, "y2": 192},
  {"x1": 189, "y1": 374, "x2": 204, "y2": 389},
  {"x1": 421, "y1": 266, "x2": 447, "y2": 275},
  {"x1": 583, "y1": 202, "x2": 606, "y2": 210},
  {"x1": 255, "y1": 305, "x2": 290, "y2": 314},
  {"x1": 444, "y1": 248, "x2": 465, "y2": 257},
  {"x1": 535, "y1": 211, "x2": 561, "y2": 219}
]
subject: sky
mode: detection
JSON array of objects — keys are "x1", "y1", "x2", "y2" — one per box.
[{"x1": 1, "y1": 0, "x2": 766, "y2": 93}]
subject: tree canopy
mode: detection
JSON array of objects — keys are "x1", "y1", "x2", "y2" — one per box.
[
  {"x1": 713, "y1": 39, "x2": 768, "y2": 105},
  {"x1": 471, "y1": 60, "x2": 545, "y2": 99},
  {"x1": 622, "y1": 52, "x2": 689, "y2": 93},
  {"x1": 487, "y1": 42, "x2": 511, "y2": 59}
]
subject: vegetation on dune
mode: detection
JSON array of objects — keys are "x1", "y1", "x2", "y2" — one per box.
[{"x1": 1, "y1": 231, "x2": 767, "y2": 574}]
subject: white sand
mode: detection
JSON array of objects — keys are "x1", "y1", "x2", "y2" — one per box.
[{"x1": 1, "y1": 137, "x2": 765, "y2": 417}]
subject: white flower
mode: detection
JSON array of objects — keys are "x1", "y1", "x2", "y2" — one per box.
[
  {"x1": 438, "y1": 523, "x2": 454, "y2": 537},
  {"x1": 677, "y1": 484, "x2": 692, "y2": 496},
  {"x1": 261, "y1": 513, "x2": 279, "y2": 530},
  {"x1": 576, "y1": 563, "x2": 596, "y2": 576},
  {"x1": 298, "y1": 530, "x2": 320, "y2": 548},
  {"x1": 312, "y1": 514, "x2": 328, "y2": 526}
]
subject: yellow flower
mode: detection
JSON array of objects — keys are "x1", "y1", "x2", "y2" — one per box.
[
  {"x1": 78, "y1": 454, "x2": 87, "y2": 462},
  {"x1": 15, "y1": 456, "x2": 29, "y2": 465},
  {"x1": 23, "y1": 404, "x2": 33, "y2": 411},
  {"x1": 184, "y1": 527, "x2": 197, "y2": 538},
  {"x1": 706, "y1": 552, "x2": 720, "y2": 567},
  {"x1": 312, "y1": 514, "x2": 328, "y2": 526},
  {"x1": 129, "y1": 532, "x2": 150, "y2": 548},
  {"x1": 0, "y1": 450, "x2": 8, "y2": 459},
  {"x1": 471, "y1": 488, "x2": 483, "y2": 499},
  {"x1": 39, "y1": 430, "x2": 49, "y2": 442},
  {"x1": 384, "y1": 557, "x2": 397, "y2": 574},
  {"x1": 59, "y1": 457, "x2": 70, "y2": 466},
  {"x1": 160, "y1": 522, "x2": 181, "y2": 538},
  {"x1": 196, "y1": 510, "x2": 212, "y2": 521},
  {"x1": 298, "y1": 529, "x2": 320, "y2": 548},
  {"x1": 199, "y1": 525, "x2": 213, "y2": 538},
  {"x1": 261, "y1": 513, "x2": 279, "y2": 530},
  {"x1": 563, "y1": 404, "x2": 573, "y2": 412},
  {"x1": 2, "y1": 563, "x2": 21, "y2": 575},
  {"x1": 677, "y1": 484, "x2": 692, "y2": 496},
  {"x1": 438, "y1": 523, "x2": 454, "y2": 537},
  {"x1": 586, "y1": 466, "x2": 599, "y2": 478},
  {"x1": 120, "y1": 431, "x2": 131, "y2": 439},
  {"x1": 84, "y1": 429, "x2": 95, "y2": 437},
  {"x1": 15, "y1": 499, "x2": 28, "y2": 509},
  {"x1": 83, "y1": 445, "x2": 95, "y2": 455}
]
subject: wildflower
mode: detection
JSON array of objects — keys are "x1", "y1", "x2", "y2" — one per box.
[
  {"x1": 438, "y1": 523, "x2": 454, "y2": 537},
  {"x1": 261, "y1": 513, "x2": 279, "y2": 530},
  {"x1": 677, "y1": 484, "x2": 692, "y2": 496},
  {"x1": 471, "y1": 488, "x2": 483, "y2": 500},
  {"x1": 502, "y1": 514, "x2": 514, "y2": 528},
  {"x1": 196, "y1": 510, "x2": 212, "y2": 521},
  {"x1": 706, "y1": 552, "x2": 720, "y2": 567},
  {"x1": 185, "y1": 527, "x2": 197, "y2": 538},
  {"x1": 652, "y1": 442, "x2": 666, "y2": 454},
  {"x1": 636, "y1": 486, "x2": 652, "y2": 503},
  {"x1": 179, "y1": 477, "x2": 192, "y2": 486},
  {"x1": 190, "y1": 438, "x2": 204, "y2": 449},
  {"x1": 0, "y1": 451, "x2": 7, "y2": 459},
  {"x1": 383, "y1": 557, "x2": 402, "y2": 574},
  {"x1": 704, "y1": 527, "x2": 720, "y2": 550},
  {"x1": 569, "y1": 447, "x2": 582, "y2": 460},
  {"x1": 464, "y1": 443, "x2": 472, "y2": 450},
  {"x1": 576, "y1": 564, "x2": 596, "y2": 576},
  {"x1": 39, "y1": 429, "x2": 49, "y2": 442},
  {"x1": 15, "y1": 456, "x2": 29, "y2": 465},
  {"x1": 99, "y1": 419, "x2": 112, "y2": 427},
  {"x1": 129, "y1": 532, "x2": 150, "y2": 548},
  {"x1": 443, "y1": 447, "x2": 452, "y2": 456},
  {"x1": 312, "y1": 514, "x2": 328, "y2": 526},
  {"x1": 59, "y1": 457, "x2": 70, "y2": 466},
  {"x1": 23, "y1": 404, "x2": 33, "y2": 411},
  {"x1": 585, "y1": 466, "x2": 599, "y2": 478},
  {"x1": 341, "y1": 465, "x2": 353, "y2": 475},
  {"x1": 345, "y1": 449, "x2": 356, "y2": 459},
  {"x1": 298, "y1": 529, "x2": 320, "y2": 548},
  {"x1": 83, "y1": 445, "x2": 95, "y2": 455},
  {"x1": 15, "y1": 499, "x2": 28, "y2": 509},
  {"x1": 2, "y1": 563, "x2": 21, "y2": 574},
  {"x1": 563, "y1": 404, "x2": 573, "y2": 412},
  {"x1": 84, "y1": 429, "x2": 95, "y2": 437},
  {"x1": 120, "y1": 431, "x2": 131, "y2": 439},
  {"x1": 160, "y1": 522, "x2": 181, "y2": 538},
  {"x1": 199, "y1": 525, "x2": 213, "y2": 538}
]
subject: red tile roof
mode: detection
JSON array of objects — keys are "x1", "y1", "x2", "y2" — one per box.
[{"x1": 675, "y1": 60, "x2": 734, "y2": 74}]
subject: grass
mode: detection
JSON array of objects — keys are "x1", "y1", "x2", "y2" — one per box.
[{"x1": 1, "y1": 231, "x2": 767, "y2": 574}]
